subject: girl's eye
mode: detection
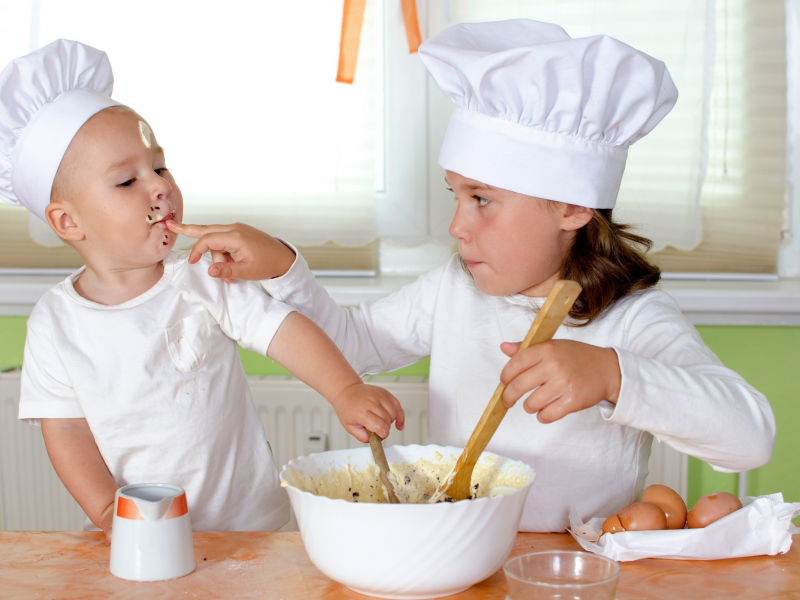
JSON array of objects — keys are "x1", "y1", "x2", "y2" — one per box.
[
  {"x1": 119, "y1": 179, "x2": 135, "y2": 187},
  {"x1": 155, "y1": 167, "x2": 168, "y2": 176},
  {"x1": 477, "y1": 196, "x2": 490, "y2": 207}
]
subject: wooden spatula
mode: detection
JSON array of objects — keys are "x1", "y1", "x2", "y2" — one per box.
[
  {"x1": 437, "y1": 280, "x2": 582, "y2": 501},
  {"x1": 368, "y1": 431, "x2": 400, "y2": 504}
]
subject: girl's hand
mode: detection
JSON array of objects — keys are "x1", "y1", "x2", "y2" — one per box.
[
  {"x1": 499, "y1": 340, "x2": 621, "y2": 423},
  {"x1": 330, "y1": 382, "x2": 405, "y2": 443},
  {"x1": 165, "y1": 221, "x2": 296, "y2": 283}
]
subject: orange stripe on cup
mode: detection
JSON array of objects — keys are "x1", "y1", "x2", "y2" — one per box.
[
  {"x1": 117, "y1": 496, "x2": 144, "y2": 520},
  {"x1": 166, "y1": 493, "x2": 189, "y2": 519},
  {"x1": 117, "y1": 493, "x2": 188, "y2": 520}
]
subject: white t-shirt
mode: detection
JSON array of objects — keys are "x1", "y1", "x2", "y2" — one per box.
[
  {"x1": 19, "y1": 251, "x2": 294, "y2": 531},
  {"x1": 263, "y1": 251, "x2": 776, "y2": 532}
]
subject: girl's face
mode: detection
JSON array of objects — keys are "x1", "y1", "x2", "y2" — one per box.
[{"x1": 446, "y1": 170, "x2": 592, "y2": 297}]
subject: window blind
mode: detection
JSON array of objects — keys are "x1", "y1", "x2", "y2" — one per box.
[{"x1": 652, "y1": 0, "x2": 787, "y2": 274}]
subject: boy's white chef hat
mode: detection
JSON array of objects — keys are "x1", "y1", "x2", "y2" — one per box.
[
  {"x1": 418, "y1": 19, "x2": 678, "y2": 209},
  {"x1": 0, "y1": 39, "x2": 121, "y2": 221}
]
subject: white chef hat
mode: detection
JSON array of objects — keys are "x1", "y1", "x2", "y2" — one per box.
[
  {"x1": 418, "y1": 19, "x2": 678, "y2": 209},
  {"x1": 0, "y1": 39, "x2": 121, "y2": 221}
]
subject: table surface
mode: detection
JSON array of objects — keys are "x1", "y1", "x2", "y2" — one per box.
[{"x1": 1, "y1": 531, "x2": 799, "y2": 599}]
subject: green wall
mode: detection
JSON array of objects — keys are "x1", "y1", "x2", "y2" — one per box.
[
  {"x1": 691, "y1": 327, "x2": 800, "y2": 508},
  {"x1": 0, "y1": 316, "x2": 25, "y2": 372},
  {"x1": 2, "y1": 317, "x2": 797, "y2": 508}
]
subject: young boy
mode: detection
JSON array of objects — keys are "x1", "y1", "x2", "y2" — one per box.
[{"x1": 0, "y1": 40, "x2": 403, "y2": 540}]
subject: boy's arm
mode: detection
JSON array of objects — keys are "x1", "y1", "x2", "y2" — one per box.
[
  {"x1": 40, "y1": 418, "x2": 117, "y2": 543},
  {"x1": 267, "y1": 312, "x2": 405, "y2": 441}
]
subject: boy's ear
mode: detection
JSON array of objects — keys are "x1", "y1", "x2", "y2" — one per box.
[
  {"x1": 45, "y1": 202, "x2": 84, "y2": 242},
  {"x1": 560, "y1": 204, "x2": 594, "y2": 231}
]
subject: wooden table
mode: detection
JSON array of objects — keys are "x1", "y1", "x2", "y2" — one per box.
[{"x1": 1, "y1": 531, "x2": 798, "y2": 599}]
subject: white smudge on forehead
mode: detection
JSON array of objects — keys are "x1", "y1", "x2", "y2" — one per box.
[{"x1": 138, "y1": 121, "x2": 152, "y2": 149}]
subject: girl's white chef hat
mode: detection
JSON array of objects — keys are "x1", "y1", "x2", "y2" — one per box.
[
  {"x1": 0, "y1": 39, "x2": 121, "y2": 221},
  {"x1": 418, "y1": 19, "x2": 678, "y2": 209}
]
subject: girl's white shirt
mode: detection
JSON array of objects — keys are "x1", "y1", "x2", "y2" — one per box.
[
  {"x1": 263, "y1": 250, "x2": 776, "y2": 532},
  {"x1": 19, "y1": 251, "x2": 294, "y2": 531}
]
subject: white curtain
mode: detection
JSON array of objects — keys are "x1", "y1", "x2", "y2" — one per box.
[
  {"x1": 419, "y1": 0, "x2": 713, "y2": 251},
  {"x1": 653, "y1": 0, "x2": 787, "y2": 275},
  {"x1": 0, "y1": 0, "x2": 382, "y2": 247}
]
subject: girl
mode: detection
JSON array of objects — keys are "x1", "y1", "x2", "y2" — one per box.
[{"x1": 168, "y1": 20, "x2": 775, "y2": 531}]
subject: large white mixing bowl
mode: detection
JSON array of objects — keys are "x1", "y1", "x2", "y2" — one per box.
[{"x1": 281, "y1": 444, "x2": 535, "y2": 599}]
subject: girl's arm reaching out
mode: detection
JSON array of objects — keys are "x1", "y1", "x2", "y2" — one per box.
[
  {"x1": 267, "y1": 312, "x2": 405, "y2": 441},
  {"x1": 170, "y1": 220, "x2": 437, "y2": 377},
  {"x1": 166, "y1": 221, "x2": 295, "y2": 282},
  {"x1": 40, "y1": 418, "x2": 117, "y2": 544}
]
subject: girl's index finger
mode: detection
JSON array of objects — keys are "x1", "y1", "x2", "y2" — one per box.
[
  {"x1": 500, "y1": 343, "x2": 546, "y2": 386},
  {"x1": 166, "y1": 221, "x2": 236, "y2": 238}
]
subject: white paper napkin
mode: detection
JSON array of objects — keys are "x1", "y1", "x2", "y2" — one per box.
[{"x1": 568, "y1": 493, "x2": 800, "y2": 561}]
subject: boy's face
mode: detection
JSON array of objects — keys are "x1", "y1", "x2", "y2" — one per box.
[
  {"x1": 446, "y1": 170, "x2": 588, "y2": 297},
  {"x1": 48, "y1": 106, "x2": 183, "y2": 268}
]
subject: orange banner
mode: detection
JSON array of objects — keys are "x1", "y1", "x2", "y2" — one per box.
[
  {"x1": 336, "y1": 0, "x2": 368, "y2": 84},
  {"x1": 400, "y1": 0, "x2": 422, "y2": 53}
]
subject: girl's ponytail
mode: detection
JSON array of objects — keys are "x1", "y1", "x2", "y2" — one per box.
[{"x1": 561, "y1": 209, "x2": 661, "y2": 325}]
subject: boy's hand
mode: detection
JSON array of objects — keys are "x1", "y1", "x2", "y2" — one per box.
[
  {"x1": 330, "y1": 382, "x2": 405, "y2": 443},
  {"x1": 99, "y1": 501, "x2": 115, "y2": 545},
  {"x1": 499, "y1": 340, "x2": 621, "y2": 423},
  {"x1": 269, "y1": 313, "x2": 404, "y2": 445},
  {"x1": 166, "y1": 221, "x2": 296, "y2": 283},
  {"x1": 40, "y1": 418, "x2": 119, "y2": 544}
]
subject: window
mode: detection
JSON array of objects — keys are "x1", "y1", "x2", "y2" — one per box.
[
  {"x1": 0, "y1": 0, "x2": 384, "y2": 269},
  {"x1": 653, "y1": 0, "x2": 788, "y2": 275},
  {"x1": 0, "y1": 0, "x2": 791, "y2": 276}
]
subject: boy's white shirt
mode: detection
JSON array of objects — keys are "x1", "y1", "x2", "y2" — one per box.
[
  {"x1": 263, "y1": 249, "x2": 776, "y2": 532},
  {"x1": 19, "y1": 251, "x2": 294, "y2": 531}
]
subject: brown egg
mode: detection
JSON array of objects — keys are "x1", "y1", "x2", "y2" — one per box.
[
  {"x1": 642, "y1": 484, "x2": 687, "y2": 530},
  {"x1": 617, "y1": 502, "x2": 668, "y2": 531},
  {"x1": 602, "y1": 514, "x2": 625, "y2": 535},
  {"x1": 687, "y1": 492, "x2": 743, "y2": 528}
]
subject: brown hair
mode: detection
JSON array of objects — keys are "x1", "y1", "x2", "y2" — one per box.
[
  {"x1": 560, "y1": 209, "x2": 660, "y2": 325},
  {"x1": 459, "y1": 208, "x2": 660, "y2": 326}
]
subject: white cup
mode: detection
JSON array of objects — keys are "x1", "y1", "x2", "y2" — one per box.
[{"x1": 109, "y1": 483, "x2": 196, "y2": 581}]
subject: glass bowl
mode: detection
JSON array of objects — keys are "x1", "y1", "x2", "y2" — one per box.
[{"x1": 504, "y1": 551, "x2": 621, "y2": 600}]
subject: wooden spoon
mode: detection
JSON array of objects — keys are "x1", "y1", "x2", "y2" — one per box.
[
  {"x1": 368, "y1": 431, "x2": 400, "y2": 504},
  {"x1": 437, "y1": 280, "x2": 582, "y2": 501}
]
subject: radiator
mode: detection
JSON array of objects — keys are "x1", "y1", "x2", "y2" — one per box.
[{"x1": 0, "y1": 371, "x2": 686, "y2": 531}]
